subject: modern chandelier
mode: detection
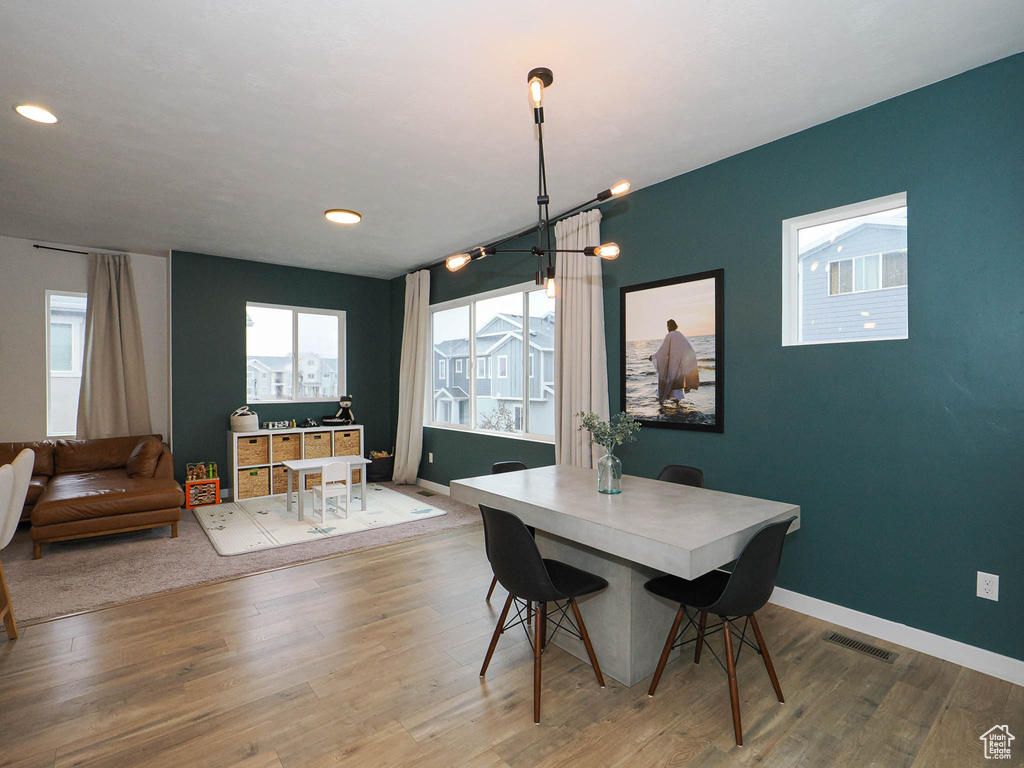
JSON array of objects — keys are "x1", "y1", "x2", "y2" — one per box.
[{"x1": 445, "y1": 67, "x2": 630, "y2": 297}]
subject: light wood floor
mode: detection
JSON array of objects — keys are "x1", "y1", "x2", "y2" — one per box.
[{"x1": 1, "y1": 526, "x2": 1020, "y2": 768}]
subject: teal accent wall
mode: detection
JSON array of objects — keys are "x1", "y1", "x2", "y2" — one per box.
[
  {"x1": 395, "y1": 53, "x2": 1024, "y2": 660},
  {"x1": 171, "y1": 251, "x2": 393, "y2": 486}
]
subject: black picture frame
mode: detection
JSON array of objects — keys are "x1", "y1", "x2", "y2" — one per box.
[{"x1": 620, "y1": 269, "x2": 724, "y2": 433}]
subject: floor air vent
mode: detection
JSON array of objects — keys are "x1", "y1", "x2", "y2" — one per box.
[
  {"x1": 823, "y1": 632, "x2": 897, "y2": 663},
  {"x1": 417, "y1": 490, "x2": 436, "y2": 497}
]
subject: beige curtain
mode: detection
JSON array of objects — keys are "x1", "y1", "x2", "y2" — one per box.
[
  {"x1": 392, "y1": 270, "x2": 431, "y2": 484},
  {"x1": 76, "y1": 254, "x2": 152, "y2": 439},
  {"x1": 554, "y1": 210, "x2": 610, "y2": 467}
]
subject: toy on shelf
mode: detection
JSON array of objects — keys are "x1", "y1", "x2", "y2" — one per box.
[{"x1": 322, "y1": 395, "x2": 356, "y2": 426}]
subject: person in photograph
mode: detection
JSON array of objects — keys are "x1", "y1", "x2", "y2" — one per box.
[{"x1": 651, "y1": 319, "x2": 699, "y2": 403}]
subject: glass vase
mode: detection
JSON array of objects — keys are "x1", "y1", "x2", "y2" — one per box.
[{"x1": 597, "y1": 446, "x2": 622, "y2": 494}]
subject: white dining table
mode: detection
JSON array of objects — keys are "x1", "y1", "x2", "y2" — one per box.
[
  {"x1": 450, "y1": 465, "x2": 800, "y2": 687},
  {"x1": 282, "y1": 456, "x2": 371, "y2": 521}
]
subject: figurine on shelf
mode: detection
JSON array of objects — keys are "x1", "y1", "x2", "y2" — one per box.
[{"x1": 322, "y1": 395, "x2": 356, "y2": 425}]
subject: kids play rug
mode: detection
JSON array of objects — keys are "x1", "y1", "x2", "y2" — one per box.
[{"x1": 194, "y1": 485, "x2": 447, "y2": 555}]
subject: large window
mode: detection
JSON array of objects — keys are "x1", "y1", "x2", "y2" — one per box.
[
  {"x1": 246, "y1": 302, "x2": 345, "y2": 402},
  {"x1": 429, "y1": 283, "x2": 555, "y2": 440},
  {"x1": 782, "y1": 192, "x2": 908, "y2": 345},
  {"x1": 46, "y1": 291, "x2": 87, "y2": 436}
]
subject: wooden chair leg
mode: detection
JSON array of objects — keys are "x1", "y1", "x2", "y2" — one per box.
[
  {"x1": 171, "y1": 522, "x2": 178, "y2": 538},
  {"x1": 33, "y1": 542, "x2": 41, "y2": 560},
  {"x1": 749, "y1": 613, "x2": 784, "y2": 703},
  {"x1": 694, "y1": 611, "x2": 708, "y2": 663},
  {"x1": 570, "y1": 599, "x2": 604, "y2": 688},
  {"x1": 480, "y1": 593, "x2": 513, "y2": 677},
  {"x1": 534, "y1": 601, "x2": 545, "y2": 724},
  {"x1": 649, "y1": 605, "x2": 686, "y2": 696},
  {"x1": 485, "y1": 575, "x2": 497, "y2": 601},
  {"x1": 0, "y1": 556, "x2": 18, "y2": 640},
  {"x1": 722, "y1": 618, "x2": 743, "y2": 746}
]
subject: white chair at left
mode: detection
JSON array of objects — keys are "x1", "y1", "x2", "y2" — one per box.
[{"x1": 312, "y1": 460, "x2": 351, "y2": 524}]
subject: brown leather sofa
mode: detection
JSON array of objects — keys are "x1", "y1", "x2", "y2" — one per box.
[{"x1": 0, "y1": 435, "x2": 183, "y2": 559}]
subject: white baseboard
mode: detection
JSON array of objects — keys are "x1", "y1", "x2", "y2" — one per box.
[
  {"x1": 770, "y1": 587, "x2": 1024, "y2": 686},
  {"x1": 414, "y1": 478, "x2": 450, "y2": 495}
]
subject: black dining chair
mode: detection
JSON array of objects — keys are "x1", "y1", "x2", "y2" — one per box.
[
  {"x1": 479, "y1": 504, "x2": 607, "y2": 724},
  {"x1": 644, "y1": 515, "x2": 797, "y2": 746},
  {"x1": 484, "y1": 461, "x2": 529, "y2": 602},
  {"x1": 656, "y1": 464, "x2": 705, "y2": 488}
]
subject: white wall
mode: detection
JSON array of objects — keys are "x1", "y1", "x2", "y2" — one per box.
[{"x1": 0, "y1": 235, "x2": 170, "y2": 441}]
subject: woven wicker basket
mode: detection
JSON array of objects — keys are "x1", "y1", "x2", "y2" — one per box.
[
  {"x1": 237, "y1": 436, "x2": 269, "y2": 466},
  {"x1": 272, "y1": 465, "x2": 297, "y2": 494},
  {"x1": 304, "y1": 471, "x2": 323, "y2": 490},
  {"x1": 237, "y1": 467, "x2": 270, "y2": 499},
  {"x1": 334, "y1": 430, "x2": 360, "y2": 456},
  {"x1": 304, "y1": 432, "x2": 332, "y2": 459},
  {"x1": 271, "y1": 433, "x2": 301, "y2": 462}
]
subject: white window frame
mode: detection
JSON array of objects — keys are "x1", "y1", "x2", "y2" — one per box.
[
  {"x1": 455, "y1": 358, "x2": 462, "y2": 374},
  {"x1": 246, "y1": 301, "x2": 346, "y2": 404},
  {"x1": 782, "y1": 192, "x2": 907, "y2": 346},
  {"x1": 427, "y1": 281, "x2": 554, "y2": 443},
  {"x1": 438, "y1": 359, "x2": 447, "y2": 380},
  {"x1": 529, "y1": 353, "x2": 535, "y2": 378},
  {"x1": 497, "y1": 355, "x2": 508, "y2": 379},
  {"x1": 45, "y1": 290, "x2": 87, "y2": 437}
]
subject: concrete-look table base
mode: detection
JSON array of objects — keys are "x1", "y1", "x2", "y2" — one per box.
[{"x1": 536, "y1": 531, "x2": 680, "y2": 688}]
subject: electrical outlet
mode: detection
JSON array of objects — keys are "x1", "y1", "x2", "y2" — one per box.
[
  {"x1": 428, "y1": 453, "x2": 433, "y2": 463},
  {"x1": 977, "y1": 571, "x2": 999, "y2": 601}
]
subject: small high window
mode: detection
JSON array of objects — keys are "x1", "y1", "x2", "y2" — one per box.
[{"x1": 782, "y1": 193, "x2": 908, "y2": 345}]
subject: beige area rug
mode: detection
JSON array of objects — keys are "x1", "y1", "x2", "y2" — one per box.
[
  {"x1": 195, "y1": 486, "x2": 446, "y2": 555},
  {"x1": 2, "y1": 483, "x2": 478, "y2": 624}
]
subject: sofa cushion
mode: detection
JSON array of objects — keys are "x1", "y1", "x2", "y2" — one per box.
[
  {"x1": 32, "y1": 469, "x2": 184, "y2": 527},
  {"x1": 126, "y1": 438, "x2": 162, "y2": 478},
  {"x1": 0, "y1": 441, "x2": 55, "y2": 476},
  {"x1": 54, "y1": 435, "x2": 162, "y2": 474}
]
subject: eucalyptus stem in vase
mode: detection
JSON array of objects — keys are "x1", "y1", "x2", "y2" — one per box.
[{"x1": 577, "y1": 411, "x2": 641, "y2": 494}]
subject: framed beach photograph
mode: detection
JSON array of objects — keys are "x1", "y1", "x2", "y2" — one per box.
[{"x1": 620, "y1": 269, "x2": 723, "y2": 432}]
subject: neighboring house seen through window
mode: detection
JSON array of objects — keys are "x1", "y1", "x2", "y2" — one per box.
[{"x1": 429, "y1": 282, "x2": 555, "y2": 440}]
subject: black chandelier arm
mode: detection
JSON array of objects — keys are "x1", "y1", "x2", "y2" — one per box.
[{"x1": 488, "y1": 247, "x2": 599, "y2": 255}]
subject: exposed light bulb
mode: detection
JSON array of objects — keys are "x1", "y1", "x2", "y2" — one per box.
[
  {"x1": 545, "y1": 276, "x2": 556, "y2": 298},
  {"x1": 324, "y1": 209, "x2": 361, "y2": 224},
  {"x1": 14, "y1": 104, "x2": 58, "y2": 124},
  {"x1": 528, "y1": 77, "x2": 544, "y2": 108},
  {"x1": 609, "y1": 181, "x2": 630, "y2": 196},
  {"x1": 595, "y1": 243, "x2": 620, "y2": 260},
  {"x1": 446, "y1": 253, "x2": 471, "y2": 272}
]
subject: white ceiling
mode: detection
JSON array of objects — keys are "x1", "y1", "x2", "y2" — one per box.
[{"x1": 1, "y1": 1, "x2": 1021, "y2": 279}]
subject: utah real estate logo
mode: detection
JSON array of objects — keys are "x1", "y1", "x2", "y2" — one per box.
[{"x1": 980, "y1": 725, "x2": 1014, "y2": 760}]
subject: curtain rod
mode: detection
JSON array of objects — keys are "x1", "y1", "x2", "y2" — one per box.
[{"x1": 33, "y1": 244, "x2": 89, "y2": 255}]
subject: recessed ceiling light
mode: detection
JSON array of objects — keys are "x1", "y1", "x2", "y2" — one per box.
[
  {"x1": 14, "y1": 104, "x2": 58, "y2": 124},
  {"x1": 324, "y1": 209, "x2": 361, "y2": 225}
]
